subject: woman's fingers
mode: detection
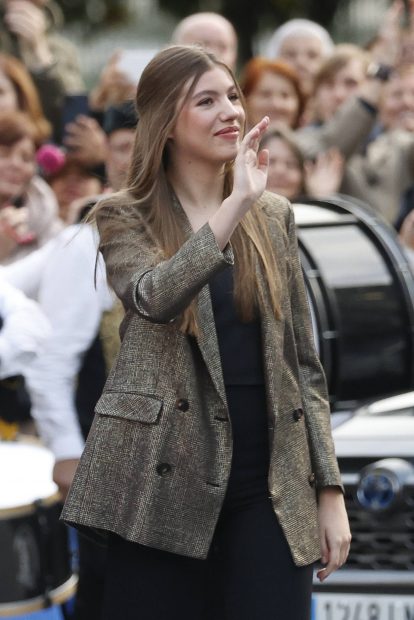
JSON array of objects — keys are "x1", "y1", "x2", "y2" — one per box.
[
  {"x1": 241, "y1": 116, "x2": 269, "y2": 152},
  {"x1": 317, "y1": 530, "x2": 351, "y2": 582},
  {"x1": 257, "y1": 148, "x2": 269, "y2": 173}
]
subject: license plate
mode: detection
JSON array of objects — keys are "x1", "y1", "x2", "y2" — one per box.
[{"x1": 312, "y1": 593, "x2": 414, "y2": 620}]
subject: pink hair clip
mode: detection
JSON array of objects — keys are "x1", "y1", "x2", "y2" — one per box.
[{"x1": 36, "y1": 144, "x2": 66, "y2": 176}]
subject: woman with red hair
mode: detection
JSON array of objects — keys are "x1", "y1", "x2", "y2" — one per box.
[{"x1": 240, "y1": 57, "x2": 306, "y2": 130}]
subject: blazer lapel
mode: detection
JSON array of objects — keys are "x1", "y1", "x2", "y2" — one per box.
[
  {"x1": 195, "y1": 285, "x2": 227, "y2": 405},
  {"x1": 171, "y1": 190, "x2": 227, "y2": 405},
  {"x1": 256, "y1": 233, "x2": 285, "y2": 421}
]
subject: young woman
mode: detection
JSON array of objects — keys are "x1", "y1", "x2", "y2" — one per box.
[{"x1": 62, "y1": 45, "x2": 350, "y2": 620}]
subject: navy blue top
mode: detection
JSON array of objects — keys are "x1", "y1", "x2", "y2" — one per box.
[{"x1": 209, "y1": 266, "x2": 265, "y2": 386}]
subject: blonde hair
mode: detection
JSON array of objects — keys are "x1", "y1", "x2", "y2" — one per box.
[{"x1": 93, "y1": 45, "x2": 282, "y2": 334}]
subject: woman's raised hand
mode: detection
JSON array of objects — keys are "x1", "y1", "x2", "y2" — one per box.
[
  {"x1": 209, "y1": 117, "x2": 270, "y2": 250},
  {"x1": 232, "y1": 117, "x2": 270, "y2": 206}
]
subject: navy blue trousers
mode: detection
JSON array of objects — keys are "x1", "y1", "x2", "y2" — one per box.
[{"x1": 102, "y1": 386, "x2": 314, "y2": 620}]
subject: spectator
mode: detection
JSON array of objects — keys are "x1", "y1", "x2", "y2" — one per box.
[
  {"x1": 0, "y1": 275, "x2": 50, "y2": 437},
  {"x1": 0, "y1": 0, "x2": 84, "y2": 140},
  {"x1": 261, "y1": 127, "x2": 344, "y2": 200},
  {"x1": 171, "y1": 12, "x2": 238, "y2": 70},
  {"x1": 103, "y1": 102, "x2": 138, "y2": 191},
  {"x1": 0, "y1": 111, "x2": 62, "y2": 264},
  {"x1": 311, "y1": 45, "x2": 370, "y2": 124},
  {"x1": 382, "y1": 66, "x2": 414, "y2": 229},
  {"x1": 240, "y1": 57, "x2": 306, "y2": 129},
  {"x1": 380, "y1": 65, "x2": 414, "y2": 132},
  {"x1": 267, "y1": 18, "x2": 334, "y2": 94},
  {"x1": 294, "y1": 52, "x2": 393, "y2": 166},
  {"x1": 89, "y1": 51, "x2": 137, "y2": 113},
  {"x1": 0, "y1": 275, "x2": 50, "y2": 379},
  {"x1": 0, "y1": 53, "x2": 51, "y2": 145},
  {"x1": 60, "y1": 51, "x2": 137, "y2": 172},
  {"x1": 38, "y1": 147, "x2": 104, "y2": 223},
  {"x1": 261, "y1": 128, "x2": 305, "y2": 199}
]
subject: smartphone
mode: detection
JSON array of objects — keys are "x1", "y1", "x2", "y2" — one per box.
[
  {"x1": 60, "y1": 94, "x2": 91, "y2": 146},
  {"x1": 116, "y1": 49, "x2": 158, "y2": 85}
]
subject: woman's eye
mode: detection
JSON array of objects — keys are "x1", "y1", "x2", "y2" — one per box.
[
  {"x1": 228, "y1": 93, "x2": 239, "y2": 101},
  {"x1": 198, "y1": 97, "x2": 213, "y2": 106}
]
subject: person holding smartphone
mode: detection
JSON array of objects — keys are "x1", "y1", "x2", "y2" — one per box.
[{"x1": 0, "y1": 0, "x2": 84, "y2": 141}]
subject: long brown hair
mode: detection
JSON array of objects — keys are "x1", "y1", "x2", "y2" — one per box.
[{"x1": 93, "y1": 45, "x2": 282, "y2": 335}]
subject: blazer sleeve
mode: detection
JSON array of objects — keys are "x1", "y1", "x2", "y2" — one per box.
[
  {"x1": 286, "y1": 203, "x2": 343, "y2": 491},
  {"x1": 97, "y1": 205, "x2": 234, "y2": 323}
]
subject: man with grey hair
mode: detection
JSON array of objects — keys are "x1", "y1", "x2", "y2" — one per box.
[{"x1": 172, "y1": 11, "x2": 238, "y2": 71}]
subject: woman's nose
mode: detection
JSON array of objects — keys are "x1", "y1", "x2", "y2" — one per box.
[
  {"x1": 333, "y1": 86, "x2": 347, "y2": 106},
  {"x1": 9, "y1": 154, "x2": 23, "y2": 168},
  {"x1": 270, "y1": 160, "x2": 287, "y2": 175},
  {"x1": 220, "y1": 97, "x2": 239, "y2": 119},
  {"x1": 270, "y1": 96, "x2": 284, "y2": 111}
]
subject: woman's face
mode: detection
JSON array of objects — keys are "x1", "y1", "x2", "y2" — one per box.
[
  {"x1": 0, "y1": 137, "x2": 35, "y2": 202},
  {"x1": 246, "y1": 71, "x2": 299, "y2": 129},
  {"x1": 0, "y1": 71, "x2": 18, "y2": 112},
  {"x1": 265, "y1": 136, "x2": 303, "y2": 200},
  {"x1": 169, "y1": 66, "x2": 245, "y2": 167},
  {"x1": 380, "y1": 72, "x2": 414, "y2": 132},
  {"x1": 313, "y1": 58, "x2": 365, "y2": 123},
  {"x1": 279, "y1": 35, "x2": 324, "y2": 93}
]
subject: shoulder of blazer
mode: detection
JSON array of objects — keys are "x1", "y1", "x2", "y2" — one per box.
[{"x1": 256, "y1": 191, "x2": 293, "y2": 231}]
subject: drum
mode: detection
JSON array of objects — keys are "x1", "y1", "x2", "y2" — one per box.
[
  {"x1": 0, "y1": 439, "x2": 77, "y2": 617},
  {"x1": 294, "y1": 196, "x2": 414, "y2": 409}
]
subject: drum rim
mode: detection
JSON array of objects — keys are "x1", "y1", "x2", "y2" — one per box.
[
  {"x1": 0, "y1": 491, "x2": 61, "y2": 519},
  {"x1": 0, "y1": 574, "x2": 78, "y2": 616},
  {"x1": 293, "y1": 194, "x2": 414, "y2": 404},
  {"x1": 0, "y1": 437, "x2": 60, "y2": 516}
]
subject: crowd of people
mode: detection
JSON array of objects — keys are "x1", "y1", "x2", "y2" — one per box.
[{"x1": 0, "y1": 0, "x2": 413, "y2": 618}]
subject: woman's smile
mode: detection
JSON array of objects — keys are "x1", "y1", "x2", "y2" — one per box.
[{"x1": 214, "y1": 125, "x2": 240, "y2": 138}]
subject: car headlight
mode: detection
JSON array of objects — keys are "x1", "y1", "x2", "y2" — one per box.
[{"x1": 356, "y1": 458, "x2": 414, "y2": 512}]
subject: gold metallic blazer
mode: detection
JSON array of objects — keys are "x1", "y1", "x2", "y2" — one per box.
[{"x1": 62, "y1": 191, "x2": 342, "y2": 566}]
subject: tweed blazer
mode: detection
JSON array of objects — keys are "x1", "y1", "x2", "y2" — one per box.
[{"x1": 62, "y1": 190, "x2": 342, "y2": 566}]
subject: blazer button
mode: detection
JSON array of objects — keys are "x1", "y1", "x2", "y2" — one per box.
[
  {"x1": 175, "y1": 398, "x2": 189, "y2": 412},
  {"x1": 308, "y1": 473, "x2": 316, "y2": 487},
  {"x1": 293, "y1": 408, "x2": 304, "y2": 422},
  {"x1": 156, "y1": 463, "x2": 172, "y2": 476}
]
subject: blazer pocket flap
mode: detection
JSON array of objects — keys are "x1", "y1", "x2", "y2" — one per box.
[{"x1": 95, "y1": 392, "x2": 162, "y2": 424}]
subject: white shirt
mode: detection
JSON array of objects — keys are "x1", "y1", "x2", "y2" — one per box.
[
  {"x1": 0, "y1": 278, "x2": 51, "y2": 379},
  {"x1": 2, "y1": 224, "x2": 114, "y2": 460}
]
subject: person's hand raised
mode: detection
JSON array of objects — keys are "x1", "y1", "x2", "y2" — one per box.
[
  {"x1": 4, "y1": 0, "x2": 53, "y2": 68},
  {"x1": 209, "y1": 117, "x2": 270, "y2": 251},
  {"x1": 63, "y1": 115, "x2": 108, "y2": 167},
  {"x1": 232, "y1": 116, "x2": 270, "y2": 206},
  {"x1": 305, "y1": 148, "x2": 344, "y2": 198}
]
